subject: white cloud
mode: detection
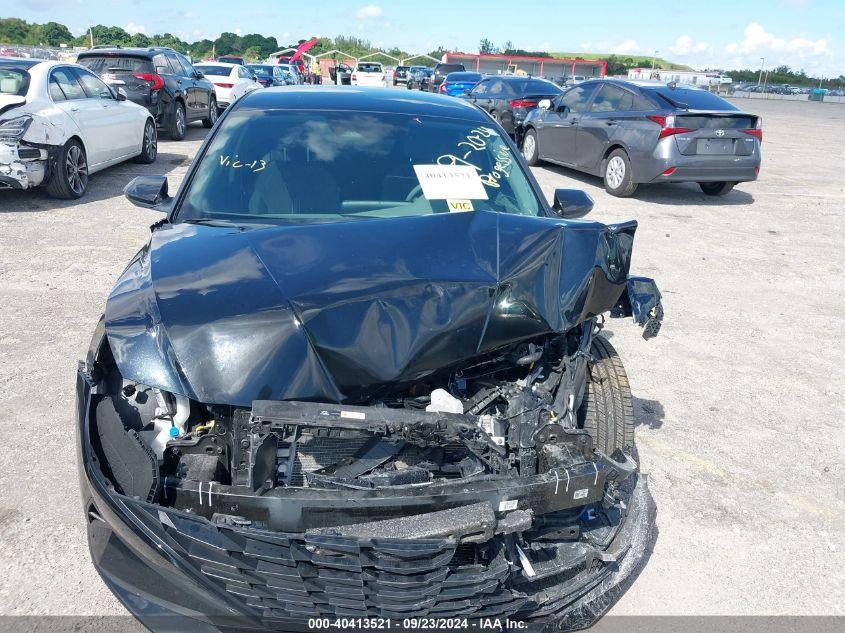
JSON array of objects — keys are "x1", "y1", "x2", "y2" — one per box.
[
  {"x1": 721, "y1": 22, "x2": 830, "y2": 70},
  {"x1": 123, "y1": 22, "x2": 146, "y2": 35},
  {"x1": 234, "y1": 28, "x2": 243, "y2": 36},
  {"x1": 610, "y1": 40, "x2": 640, "y2": 55},
  {"x1": 670, "y1": 35, "x2": 710, "y2": 56},
  {"x1": 354, "y1": 4, "x2": 382, "y2": 19}
]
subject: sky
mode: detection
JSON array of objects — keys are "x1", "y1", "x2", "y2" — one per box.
[{"x1": 7, "y1": 0, "x2": 844, "y2": 76}]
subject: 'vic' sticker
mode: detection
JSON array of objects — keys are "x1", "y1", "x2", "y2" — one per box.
[{"x1": 573, "y1": 488, "x2": 589, "y2": 500}]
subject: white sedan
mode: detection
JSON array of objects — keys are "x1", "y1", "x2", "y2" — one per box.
[
  {"x1": 194, "y1": 62, "x2": 261, "y2": 110},
  {"x1": 351, "y1": 62, "x2": 385, "y2": 87},
  {"x1": 0, "y1": 58, "x2": 156, "y2": 199}
]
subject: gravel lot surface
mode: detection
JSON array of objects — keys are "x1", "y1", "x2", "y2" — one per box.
[{"x1": 0, "y1": 98, "x2": 843, "y2": 622}]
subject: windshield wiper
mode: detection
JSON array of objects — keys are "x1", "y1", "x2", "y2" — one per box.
[{"x1": 182, "y1": 218, "x2": 244, "y2": 228}]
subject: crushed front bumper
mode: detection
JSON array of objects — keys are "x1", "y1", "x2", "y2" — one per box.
[{"x1": 77, "y1": 371, "x2": 656, "y2": 632}]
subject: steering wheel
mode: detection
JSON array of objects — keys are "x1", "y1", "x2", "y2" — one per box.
[{"x1": 404, "y1": 184, "x2": 424, "y2": 202}]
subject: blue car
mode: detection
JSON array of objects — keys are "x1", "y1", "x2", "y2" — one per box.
[{"x1": 438, "y1": 71, "x2": 482, "y2": 96}]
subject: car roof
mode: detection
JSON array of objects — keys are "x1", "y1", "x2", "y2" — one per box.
[
  {"x1": 235, "y1": 86, "x2": 490, "y2": 121},
  {"x1": 76, "y1": 47, "x2": 172, "y2": 58},
  {"x1": 0, "y1": 57, "x2": 43, "y2": 69},
  {"x1": 495, "y1": 75, "x2": 556, "y2": 82},
  {"x1": 197, "y1": 61, "x2": 238, "y2": 68}
]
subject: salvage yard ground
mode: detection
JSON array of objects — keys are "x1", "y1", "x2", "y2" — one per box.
[{"x1": 0, "y1": 98, "x2": 842, "y2": 622}]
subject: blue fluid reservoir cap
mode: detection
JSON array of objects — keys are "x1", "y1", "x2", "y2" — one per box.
[{"x1": 169, "y1": 426, "x2": 180, "y2": 438}]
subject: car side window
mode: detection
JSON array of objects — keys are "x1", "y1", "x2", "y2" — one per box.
[
  {"x1": 487, "y1": 80, "x2": 504, "y2": 96},
  {"x1": 50, "y1": 67, "x2": 86, "y2": 100},
  {"x1": 74, "y1": 69, "x2": 114, "y2": 100},
  {"x1": 153, "y1": 54, "x2": 171, "y2": 75},
  {"x1": 165, "y1": 53, "x2": 184, "y2": 75},
  {"x1": 471, "y1": 80, "x2": 488, "y2": 96},
  {"x1": 48, "y1": 75, "x2": 67, "y2": 101},
  {"x1": 557, "y1": 84, "x2": 598, "y2": 113},
  {"x1": 590, "y1": 84, "x2": 634, "y2": 113},
  {"x1": 176, "y1": 53, "x2": 196, "y2": 76}
]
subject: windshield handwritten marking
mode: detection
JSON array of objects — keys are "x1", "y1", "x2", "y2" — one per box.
[
  {"x1": 437, "y1": 127, "x2": 513, "y2": 189},
  {"x1": 218, "y1": 155, "x2": 267, "y2": 172}
]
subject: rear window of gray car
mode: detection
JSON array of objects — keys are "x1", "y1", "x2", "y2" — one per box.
[{"x1": 647, "y1": 87, "x2": 738, "y2": 111}]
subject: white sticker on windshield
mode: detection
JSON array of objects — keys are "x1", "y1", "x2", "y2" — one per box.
[{"x1": 413, "y1": 164, "x2": 489, "y2": 200}]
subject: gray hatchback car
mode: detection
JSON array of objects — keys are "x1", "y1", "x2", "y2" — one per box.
[{"x1": 520, "y1": 79, "x2": 762, "y2": 197}]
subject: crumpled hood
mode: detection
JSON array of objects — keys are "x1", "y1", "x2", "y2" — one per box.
[{"x1": 104, "y1": 211, "x2": 635, "y2": 406}]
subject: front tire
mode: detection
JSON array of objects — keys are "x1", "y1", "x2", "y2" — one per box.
[
  {"x1": 579, "y1": 336, "x2": 635, "y2": 454},
  {"x1": 699, "y1": 181, "x2": 735, "y2": 196},
  {"x1": 522, "y1": 128, "x2": 540, "y2": 166},
  {"x1": 133, "y1": 119, "x2": 157, "y2": 164},
  {"x1": 168, "y1": 101, "x2": 186, "y2": 140},
  {"x1": 46, "y1": 139, "x2": 88, "y2": 200},
  {"x1": 202, "y1": 98, "x2": 218, "y2": 128},
  {"x1": 603, "y1": 148, "x2": 638, "y2": 197}
]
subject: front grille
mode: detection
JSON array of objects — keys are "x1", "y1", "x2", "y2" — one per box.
[{"x1": 159, "y1": 510, "x2": 530, "y2": 624}]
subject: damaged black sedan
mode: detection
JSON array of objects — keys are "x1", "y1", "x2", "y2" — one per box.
[{"x1": 77, "y1": 86, "x2": 663, "y2": 631}]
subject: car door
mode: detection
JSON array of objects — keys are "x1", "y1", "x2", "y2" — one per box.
[
  {"x1": 575, "y1": 83, "x2": 636, "y2": 172},
  {"x1": 165, "y1": 52, "x2": 197, "y2": 120},
  {"x1": 74, "y1": 67, "x2": 139, "y2": 160},
  {"x1": 236, "y1": 65, "x2": 258, "y2": 98},
  {"x1": 48, "y1": 67, "x2": 111, "y2": 166},
  {"x1": 175, "y1": 53, "x2": 207, "y2": 121},
  {"x1": 543, "y1": 83, "x2": 599, "y2": 164}
]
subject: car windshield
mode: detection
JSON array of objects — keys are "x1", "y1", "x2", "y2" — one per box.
[
  {"x1": 175, "y1": 110, "x2": 542, "y2": 225},
  {"x1": 194, "y1": 65, "x2": 231, "y2": 76},
  {"x1": 247, "y1": 65, "x2": 273, "y2": 75},
  {"x1": 646, "y1": 86, "x2": 739, "y2": 111},
  {"x1": 0, "y1": 66, "x2": 30, "y2": 96}
]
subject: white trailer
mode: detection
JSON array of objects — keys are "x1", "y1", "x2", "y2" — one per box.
[{"x1": 627, "y1": 68, "x2": 732, "y2": 89}]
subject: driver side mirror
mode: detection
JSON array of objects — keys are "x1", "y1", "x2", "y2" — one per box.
[
  {"x1": 193, "y1": 71, "x2": 204, "y2": 79},
  {"x1": 551, "y1": 189, "x2": 593, "y2": 219},
  {"x1": 538, "y1": 98, "x2": 551, "y2": 110},
  {"x1": 124, "y1": 176, "x2": 171, "y2": 211},
  {"x1": 115, "y1": 87, "x2": 128, "y2": 101}
]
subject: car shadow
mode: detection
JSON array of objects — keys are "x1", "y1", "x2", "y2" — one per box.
[
  {"x1": 633, "y1": 396, "x2": 665, "y2": 430},
  {"x1": 0, "y1": 149, "x2": 196, "y2": 213},
  {"x1": 535, "y1": 163, "x2": 756, "y2": 205}
]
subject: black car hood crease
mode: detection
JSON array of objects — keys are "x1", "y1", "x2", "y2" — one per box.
[{"x1": 104, "y1": 210, "x2": 636, "y2": 406}]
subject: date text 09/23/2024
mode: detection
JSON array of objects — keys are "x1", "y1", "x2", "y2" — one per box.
[{"x1": 308, "y1": 617, "x2": 528, "y2": 629}]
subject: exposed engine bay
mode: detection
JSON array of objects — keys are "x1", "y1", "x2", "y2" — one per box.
[{"x1": 90, "y1": 315, "x2": 652, "y2": 534}]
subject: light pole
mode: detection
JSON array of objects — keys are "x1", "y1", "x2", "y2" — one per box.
[
  {"x1": 757, "y1": 57, "x2": 765, "y2": 85},
  {"x1": 651, "y1": 50, "x2": 659, "y2": 70}
]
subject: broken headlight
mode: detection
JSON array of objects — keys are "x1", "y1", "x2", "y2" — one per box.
[{"x1": 0, "y1": 116, "x2": 33, "y2": 143}]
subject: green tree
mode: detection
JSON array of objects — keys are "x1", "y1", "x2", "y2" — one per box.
[
  {"x1": 0, "y1": 18, "x2": 32, "y2": 44},
  {"x1": 41, "y1": 21, "x2": 73, "y2": 46},
  {"x1": 215, "y1": 32, "x2": 242, "y2": 55},
  {"x1": 479, "y1": 38, "x2": 498, "y2": 54}
]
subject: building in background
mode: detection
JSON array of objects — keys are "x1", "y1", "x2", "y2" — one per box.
[{"x1": 442, "y1": 53, "x2": 606, "y2": 83}]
